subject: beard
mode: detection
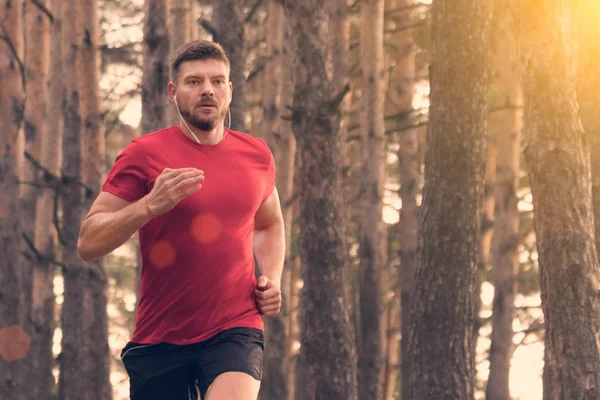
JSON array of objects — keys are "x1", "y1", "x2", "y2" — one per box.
[{"x1": 177, "y1": 98, "x2": 228, "y2": 131}]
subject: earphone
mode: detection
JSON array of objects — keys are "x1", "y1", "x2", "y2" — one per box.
[{"x1": 173, "y1": 94, "x2": 231, "y2": 145}]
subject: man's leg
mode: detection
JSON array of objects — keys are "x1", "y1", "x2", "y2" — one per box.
[
  {"x1": 196, "y1": 327, "x2": 264, "y2": 400},
  {"x1": 204, "y1": 372, "x2": 260, "y2": 400}
]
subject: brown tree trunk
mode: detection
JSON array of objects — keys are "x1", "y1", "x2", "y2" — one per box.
[
  {"x1": 168, "y1": 0, "x2": 191, "y2": 126},
  {"x1": 575, "y1": 0, "x2": 600, "y2": 260},
  {"x1": 189, "y1": 0, "x2": 197, "y2": 40},
  {"x1": 213, "y1": 0, "x2": 246, "y2": 131},
  {"x1": 0, "y1": 0, "x2": 28, "y2": 397},
  {"x1": 281, "y1": 2, "x2": 358, "y2": 399},
  {"x1": 357, "y1": 1, "x2": 386, "y2": 399},
  {"x1": 25, "y1": 0, "x2": 56, "y2": 398},
  {"x1": 405, "y1": 0, "x2": 491, "y2": 398},
  {"x1": 390, "y1": 2, "x2": 419, "y2": 398},
  {"x1": 58, "y1": 1, "x2": 93, "y2": 398},
  {"x1": 516, "y1": 0, "x2": 600, "y2": 398},
  {"x1": 142, "y1": 0, "x2": 171, "y2": 136},
  {"x1": 80, "y1": 0, "x2": 111, "y2": 396},
  {"x1": 261, "y1": 3, "x2": 291, "y2": 399},
  {"x1": 485, "y1": 2, "x2": 521, "y2": 399}
]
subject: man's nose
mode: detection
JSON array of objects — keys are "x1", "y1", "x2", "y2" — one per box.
[{"x1": 200, "y1": 81, "x2": 214, "y2": 96}]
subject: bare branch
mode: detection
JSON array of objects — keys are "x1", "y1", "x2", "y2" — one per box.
[
  {"x1": 0, "y1": 19, "x2": 26, "y2": 85},
  {"x1": 245, "y1": 0, "x2": 264, "y2": 24},
  {"x1": 28, "y1": 0, "x2": 54, "y2": 23},
  {"x1": 199, "y1": 18, "x2": 217, "y2": 38}
]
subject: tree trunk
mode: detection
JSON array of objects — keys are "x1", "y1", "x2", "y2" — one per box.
[
  {"x1": 261, "y1": 3, "x2": 291, "y2": 399},
  {"x1": 390, "y1": 1, "x2": 419, "y2": 398},
  {"x1": 168, "y1": 0, "x2": 191, "y2": 126},
  {"x1": 0, "y1": 0, "x2": 28, "y2": 397},
  {"x1": 142, "y1": 0, "x2": 171, "y2": 136},
  {"x1": 282, "y1": 2, "x2": 358, "y2": 399},
  {"x1": 213, "y1": 0, "x2": 246, "y2": 131},
  {"x1": 25, "y1": 0, "x2": 56, "y2": 398},
  {"x1": 516, "y1": 0, "x2": 600, "y2": 398},
  {"x1": 189, "y1": 0, "x2": 197, "y2": 40},
  {"x1": 485, "y1": 2, "x2": 521, "y2": 399},
  {"x1": 80, "y1": 0, "x2": 111, "y2": 396},
  {"x1": 405, "y1": 0, "x2": 491, "y2": 398},
  {"x1": 58, "y1": 1, "x2": 93, "y2": 398},
  {"x1": 357, "y1": 1, "x2": 386, "y2": 399},
  {"x1": 575, "y1": 0, "x2": 600, "y2": 261}
]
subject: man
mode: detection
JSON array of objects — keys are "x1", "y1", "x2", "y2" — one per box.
[{"x1": 77, "y1": 40, "x2": 284, "y2": 400}]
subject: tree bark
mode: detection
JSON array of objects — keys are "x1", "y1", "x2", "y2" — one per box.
[
  {"x1": 58, "y1": 1, "x2": 93, "y2": 398},
  {"x1": 80, "y1": 0, "x2": 111, "y2": 396},
  {"x1": 281, "y1": 2, "x2": 358, "y2": 399},
  {"x1": 357, "y1": 1, "x2": 386, "y2": 399},
  {"x1": 261, "y1": 3, "x2": 291, "y2": 399},
  {"x1": 213, "y1": 0, "x2": 246, "y2": 131},
  {"x1": 516, "y1": 0, "x2": 600, "y2": 398},
  {"x1": 485, "y1": 2, "x2": 521, "y2": 399},
  {"x1": 142, "y1": 0, "x2": 171, "y2": 136},
  {"x1": 405, "y1": 0, "x2": 491, "y2": 398},
  {"x1": 24, "y1": 0, "x2": 56, "y2": 398},
  {"x1": 0, "y1": 0, "x2": 28, "y2": 397},
  {"x1": 168, "y1": 0, "x2": 191, "y2": 126}
]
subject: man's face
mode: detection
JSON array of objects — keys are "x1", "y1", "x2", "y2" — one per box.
[{"x1": 171, "y1": 59, "x2": 232, "y2": 131}]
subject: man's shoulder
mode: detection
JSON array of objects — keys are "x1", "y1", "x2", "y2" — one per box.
[
  {"x1": 227, "y1": 129, "x2": 272, "y2": 156},
  {"x1": 135, "y1": 126, "x2": 178, "y2": 145}
]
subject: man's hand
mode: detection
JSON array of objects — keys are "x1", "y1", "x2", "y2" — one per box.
[
  {"x1": 145, "y1": 168, "x2": 204, "y2": 217},
  {"x1": 254, "y1": 276, "x2": 282, "y2": 316}
]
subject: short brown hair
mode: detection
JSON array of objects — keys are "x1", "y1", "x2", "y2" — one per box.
[{"x1": 171, "y1": 40, "x2": 230, "y2": 83}]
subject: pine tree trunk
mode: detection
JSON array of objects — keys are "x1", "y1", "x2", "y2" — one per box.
[
  {"x1": 0, "y1": 0, "x2": 28, "y2": 397},
  {"x1": 516, "y1": 0, "x2": 600, "y2": 398},
  {"x1": 485, "y1": 2, "x2": 521, "y2": 399},
  {"x1": 168, "y1": 0, "x2": 191, "y2": 126},
  {"x1": 391, "y1": 1, "x2": 419, "y2": 397},
  {"x1": 405, "y1": 0, "x2": 491, "y2": 398},
  {"x1": 80, "y1": 0, "x2": 111, "y2": 396},
  {"x1": 282, "y1": 2, "x2": 358, "y2": 399},
  {"x1": 213, "y1": 0, "x2": 246, "y2": 131},
  {"x1": 261, "y1": 3, "x2": 291, "y2": 399},
  {"x1": 142, "y1": 0, "x2": 171, "y2": 136},
  {"x1": 357, "y1": 1, "x2": 386, "y2": 399},
  {"x1": 189, "y1": 0, "x2": 197, "y2": 40},
  {"x1": 58, "y1": 1, "x2": 93, "y2": 398},
  {"x1": 24, "y1": 0, "x2": 55, "y2": 398},
  {"x1": 575, "y1": 0, "x2": 600, "y2": 260}
]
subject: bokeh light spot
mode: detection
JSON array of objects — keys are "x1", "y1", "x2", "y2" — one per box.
[
  {"x1": 148, "y1": 240, "x2": 177, "y2": 269},
  {"x1": 0, "y1": 325, "x2": 31, "y2": 362},
  {"x1": 191, "y1": 213, "x2": 223, "y2": 244}
]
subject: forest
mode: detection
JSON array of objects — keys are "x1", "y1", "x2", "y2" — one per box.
[{"x1": 1, "y1": 0, "x2": 599, "y2": 399}]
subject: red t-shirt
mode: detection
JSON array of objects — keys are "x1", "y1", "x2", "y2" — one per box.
[{"x1": 102, "y1": 126, "x2": 275, "y2": 345}]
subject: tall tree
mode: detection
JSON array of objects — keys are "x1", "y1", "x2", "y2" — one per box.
[
  {"x1": 357, "y1": 1, "x2": 385, "y2": 399},
  {"x1": 24, "y1": 0, "x2": 56, "y2": 397},
  {"x1": 485, "y1": 1, "x2": 522, "y2": 398},
  {"x1": 58, "y1": 0, "x2": 93, "y2": 398},
  {"x1": 212, "y1": 0, "x2": 246, "y2": 131},
  {"x1": 405, "y1": 0, "x2": 491, "y2": 398},
  {"x1": 80, "y1": 0, "x2": 111, "y2": 396},
  {"x1": 281, "y1": 1, "x2": 358, "y2": 399},
  {"x1": 168, "y1": 0, "x2": 191, "y2": 126},
  {"x1": 142, "y1": 0, "x2": 171, "y2": 136},
  {"x1": 260, "y1": 2, "x2": 291, "y2": 399},
  {"x1": 516, "y1": 0, "x2": 600, "y2": 397},
  {"x1": 390, "y1": 1, "x2": 420, "y2": 398},
  {"x1": 0, "y1": 0, "x2": 28, "y2": 397}
]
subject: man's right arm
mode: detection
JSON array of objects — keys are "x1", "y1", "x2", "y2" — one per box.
[{"x1": 77, "y1": 192, "x2": 152, "y2": 262}]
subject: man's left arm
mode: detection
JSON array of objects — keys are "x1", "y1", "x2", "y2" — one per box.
[{"x1": 254, "y1": 188, "x2": 285, "y2": 316}]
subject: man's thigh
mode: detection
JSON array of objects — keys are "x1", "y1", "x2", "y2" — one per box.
[
  {"x1": 196, "y1": 327, "x2": 264, "y2": 399},
  {"x1": 205, "y1": 372, "x2": 260, "y2": 400},
  {"x1": 121, "y1": 342, "x2": 198, "y2": 400}
]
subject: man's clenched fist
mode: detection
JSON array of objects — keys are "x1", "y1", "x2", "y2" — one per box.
[{"x1": 254, "y1": 276, "x2": 282, "y2": 317}]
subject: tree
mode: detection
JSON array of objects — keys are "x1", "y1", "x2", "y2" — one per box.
[
  {"x1": 485, "y1": 1, "x2": 522, "y2": 398},
  {"x1": 357, "y1": 1, "x2": 386, "y2": 399},
  {"x1": 405, "y1": 0, "x2": 491, "y2": 398},
  {"x1": 281, "y1": 2, "x2": 358, "y2": 399},
  {"x1": 168, "y1": 0, "x2": 191, "y2": 126},
  {"x1": 0, "y1": 0, "x2": 28, "y2": 397},
  {"x1": 142, "y1": 0, "x2": 171, "y2": 136},
  {"x1": 213, "y1": 0, "x2": 246, "y2": 131},
  {"x1": 515, "y1": 0, "x2": 600, "y2": 397},
  {"x1": 58, "y1": 0, "x2": 93, "y2": 398},
  {"x1": 80, "y1": 0, "x2": 111, "y2": 396}
]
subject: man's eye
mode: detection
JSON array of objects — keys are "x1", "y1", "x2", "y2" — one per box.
[
  {"x1": 215, "y1": 80, "x2": 224, "y2": 85},
  {"x1": 189, "y1": 80, "x2": 199, "y2": 85}
]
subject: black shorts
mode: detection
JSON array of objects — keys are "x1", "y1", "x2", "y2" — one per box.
[{"x1": 120, "y1": 327, "x2": 264, "y2": 400}]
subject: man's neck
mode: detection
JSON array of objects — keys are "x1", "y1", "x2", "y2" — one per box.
[{"x1": 179, "y1": 121, "x2": 225, "y2": 145}]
